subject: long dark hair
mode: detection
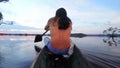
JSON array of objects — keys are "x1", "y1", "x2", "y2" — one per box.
[{"x1": 55, "y1": 8, "x2": 71, "y2": 30}]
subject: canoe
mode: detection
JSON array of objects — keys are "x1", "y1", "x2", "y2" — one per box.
[{"x1": 31, "y1": 45, "x2": 92, "y2": 68}]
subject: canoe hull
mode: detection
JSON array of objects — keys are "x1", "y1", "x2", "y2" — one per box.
[{"x1": 31, "y1": 45, "x2": 92, "y2": 68}]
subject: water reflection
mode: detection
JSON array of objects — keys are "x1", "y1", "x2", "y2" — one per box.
[
  {"x1": 103, "y1": 27, "x2": 120, "y2": 46},
  {"x1": 72, "y1": 37, "x2": 120, "y2": 68},
  {"x1": 0, "y1": 36, "x2": 120, "y2": 68},
  {"x1": 0, "y1": 36, "x2": 37, "y2": 68},
  {"x1": 103, "y1": 37, "x2": 120, "y2": 46},
  {"x1": 0, "y1": 36, "x2": 34, "y2": 40},
  {"x1": 0, "y1": 52, "x2": 4, "y2": 68}
]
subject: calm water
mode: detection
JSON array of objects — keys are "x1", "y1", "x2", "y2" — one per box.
[{"x1": 0, "y1": 36, "x2": 120, "y2": 68}]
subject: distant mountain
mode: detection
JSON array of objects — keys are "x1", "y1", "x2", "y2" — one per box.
[{"x1": 0, "y1": 22, "x2": 39, "y2": 31}]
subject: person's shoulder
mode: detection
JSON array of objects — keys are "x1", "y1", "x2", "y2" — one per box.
[
  {"x1": 49, "y1": 17, "x2": 55, "y2": 20},
  {"x1": 48, "y1": 17, "x2": 55, "y2": 24}
]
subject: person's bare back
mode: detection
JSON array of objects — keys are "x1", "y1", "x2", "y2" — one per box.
[{"x1": 49, "y1": 19, "x2": 72, "y2": 50}]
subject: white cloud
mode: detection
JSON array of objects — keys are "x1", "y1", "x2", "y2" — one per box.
[
  {"x1": 68, "y1": 10, "x2": 118, "y2": 24},
  {"x1": 111, "y1": 17, "x2": 120, "y2": 24},
  {"x1": 1, "y1": 0, "x2": 120, "y2": 34}
]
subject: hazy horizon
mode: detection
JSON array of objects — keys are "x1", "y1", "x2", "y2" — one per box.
[{"x1": 0, "y1": 0, "x2": 120, "y2": 34}]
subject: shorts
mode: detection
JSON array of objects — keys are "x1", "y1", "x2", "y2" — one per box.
[{"x1": 44, "y1": 37, "x2": 68, "y2": 55}]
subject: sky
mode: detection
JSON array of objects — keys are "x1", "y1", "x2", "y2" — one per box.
[{"x1": 0, "y1": 0, "x2": 120, "y2": 34}]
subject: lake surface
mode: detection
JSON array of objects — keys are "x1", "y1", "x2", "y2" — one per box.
[{"x1": 0, "y1": 36, "x2": 120, "y2": 68}]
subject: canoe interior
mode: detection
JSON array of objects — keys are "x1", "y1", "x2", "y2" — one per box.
[{"x1": 31, "y1": 46, "x2": 92, "y2": 68}]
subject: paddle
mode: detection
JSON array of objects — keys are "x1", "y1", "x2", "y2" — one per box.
[{"x1": 34, "y1": 30, "x2": 48, "y2": 42}]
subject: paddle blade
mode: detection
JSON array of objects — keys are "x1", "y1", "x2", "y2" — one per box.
[
  {"x1": 34, "y1": 45, "x2": 41, "y2": 52},
  {"x1": 34, "y1": 35, "x2": 42, "y2": 42}
]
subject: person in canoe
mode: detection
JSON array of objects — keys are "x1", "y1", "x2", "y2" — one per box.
[
  {"x1": 44, "y1": 8, "x2": 73, "y2": 55},
  {"x1": 31, "y1": 8, "x2": 93, "y2": 68}
]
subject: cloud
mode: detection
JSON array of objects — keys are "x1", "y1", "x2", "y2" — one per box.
[
  {"x1": 50, "y1": 0, "x2": 119, "y2": 26},
  {"x1": 1, "y1": 0, "x2": 120, "y2": 34},
  {"x1": 19, "y1": 7, "x2": 55, "y2": 28},
  {"x1": 68, "y1": 10, "x2": 118, "y2": 24},
  {"x1": 111, "y1": 17, "x2": 120, "y2": 24}
]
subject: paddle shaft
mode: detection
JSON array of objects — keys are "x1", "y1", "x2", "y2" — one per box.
[{"x1": 41, "y1": 30, "x2": 48, "y2": 36}]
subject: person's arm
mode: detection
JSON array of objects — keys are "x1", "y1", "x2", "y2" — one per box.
[
  {"x1": 44, "y1": 23, "x2": 49, "y2": 31},
  {"x1": 44, "y1": 17, "x2": 54, "y2": 31}
]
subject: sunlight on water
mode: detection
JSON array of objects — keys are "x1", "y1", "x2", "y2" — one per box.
[{"x1": 0, "y1": 36, "x2": 34, "y2": 40}]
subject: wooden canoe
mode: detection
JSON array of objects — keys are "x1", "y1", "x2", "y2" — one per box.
[{"x1": 31, "y1": 45, "x2": 92, "y2": 68}]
